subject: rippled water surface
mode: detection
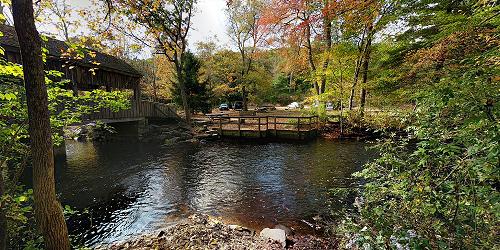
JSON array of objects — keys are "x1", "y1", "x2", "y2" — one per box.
[{"x1": 50, "y1": 139, "x2": 375, "y2": 246}]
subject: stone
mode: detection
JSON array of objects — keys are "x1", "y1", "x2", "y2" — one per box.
[
  {"x1": 178, "y1": 132, "x2": 193, "y2": 140},
  {"x1": 259, "y1": 228, "x2": 286, "y2": 248},
  {"x1": 228, "y1": 224, "x2": 255, "y2": 235},
  {"x1": 274, "y1": 224, "x2": 293, "y2": 236},
  {"x1": 164, "y1": 137, "x2": 180, "y2": 145},
  {"x1": 156, "y1": 230, "x2": 166, "y2": 238}
]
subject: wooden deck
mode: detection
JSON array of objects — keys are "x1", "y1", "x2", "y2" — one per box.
[
  {"x1": 213, "y1": 115, "x2": 319, "y2": 140},
  {"x1": 84, "y1": 100, "x2": 180, "y2": 123}
]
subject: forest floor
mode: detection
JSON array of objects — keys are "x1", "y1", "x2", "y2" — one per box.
[{"x1": 97, "y1": 214, "x2": 336, "y2": 250}]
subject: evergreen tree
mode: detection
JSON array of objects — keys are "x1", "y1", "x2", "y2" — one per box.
[{"x1": 172, "y1": 51, "x2": 212, "y2": 114}]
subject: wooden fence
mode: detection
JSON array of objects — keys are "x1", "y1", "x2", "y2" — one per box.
[
  {"x1": 215, "y1": 115, "x2": 319, "y2": 139},
  {"x1": 84, "y1": 100, "x2": 179, "y2": 122}
]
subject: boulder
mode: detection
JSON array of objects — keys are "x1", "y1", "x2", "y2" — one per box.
[{"x1": 259, "y1": 228, "x2": 286, "y2": 248}]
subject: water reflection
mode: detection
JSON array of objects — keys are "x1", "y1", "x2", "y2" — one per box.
[{"x1": 53, "y1": 139, "x2": 375, "y2": 246}]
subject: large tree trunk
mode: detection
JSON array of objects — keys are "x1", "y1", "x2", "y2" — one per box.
[
  {"x1": 320, "y1": 0, "x2": 332, "y2": 95},
  {"x1": 11, "y1": 1, "x2": 70, "y2": 249},
  {"x1": 304, "y1": 23, "x2": 320, "y2": 95},
  {"x1": 0, "y1": 163, "x2": 6, "y2": 250},
  {"x1": 359, "y1": 24, "x2": 373, "y2": 117}
]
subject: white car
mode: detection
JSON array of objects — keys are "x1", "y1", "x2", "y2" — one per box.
[
  {"x1": 326, "y1": 102, "x2": 334, "y2": 111},
  {"x1": 286, "y1": 102, "x2": 301, "y2": 110}
]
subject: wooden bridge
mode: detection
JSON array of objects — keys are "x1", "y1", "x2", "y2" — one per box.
[
  {"x1": 213, "y1": 115, "x2": 320, "y2": 140},
  {"x1": 84, "y1": 100, "x2": 180, "y2": 123}
]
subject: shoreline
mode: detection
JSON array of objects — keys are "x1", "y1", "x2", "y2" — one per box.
[{"x1": 96, "y1": 214, "x2": 336, "y2": 249}]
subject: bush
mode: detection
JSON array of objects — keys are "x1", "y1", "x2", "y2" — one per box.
[{"x1": 333, "y1": 27, "x2": 500, "y2": 249}]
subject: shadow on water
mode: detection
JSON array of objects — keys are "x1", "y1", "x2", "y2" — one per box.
[{"x1": 27, "y1": 139, "x2": 376, "y2": 246}]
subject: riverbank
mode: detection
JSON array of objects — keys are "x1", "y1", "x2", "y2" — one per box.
[
  {"x1": 97, "y1": 214, "x2": 335, "y2": 249},
  {"x1": 320, "y1": 121, "x2": 381, "y2": 140}
]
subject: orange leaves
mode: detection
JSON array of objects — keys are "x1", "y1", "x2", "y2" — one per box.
[{"x1": 403, "y1": 28, "x2": 499, "y2": 81}]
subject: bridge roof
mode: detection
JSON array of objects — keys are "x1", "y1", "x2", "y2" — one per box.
[{"x1": 0, "y1": 24, "x2": 141, "y2": 77}]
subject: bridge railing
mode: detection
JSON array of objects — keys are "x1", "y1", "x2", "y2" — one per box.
[
  {"x1": 84, "y1": 100, "x2": 178, "y2": 121},
  {"x1": 215, "y1": 115, "x2": 320, "y2": 135}
]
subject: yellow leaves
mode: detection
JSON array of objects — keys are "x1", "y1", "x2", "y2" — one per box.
[{"x1": 88, "y1": 51, "x2": 97, "y2": 58}]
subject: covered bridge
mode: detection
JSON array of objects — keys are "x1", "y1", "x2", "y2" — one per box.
[
  {"x1": 0, "y1": 24, "x2": 180, "y2": 138},
  {"x1": 0, "y1": 24, "x2": 142, "y2": 99}
]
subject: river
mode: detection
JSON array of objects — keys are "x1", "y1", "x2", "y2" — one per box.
[{"x1": 46, "y1": 139, "x2": 375, "y2": 246}]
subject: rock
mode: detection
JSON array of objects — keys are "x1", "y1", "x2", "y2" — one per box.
[
  {"x1": 178, "y1": 132, "x2": 193, "y2": 140},
  {"x1": 164, "y1": 137, "x2": 180, "y2": 145},
  {"x1": 187, "y1": 138, "x2": 199, "y2": 144},
  {"x1": 157, "y1": 230, "x2": 165, "y2": 238},
  {"x1": 228, "y1": 224, "x2": 255, "y2": 235},
  {"x1": 259, "y1": 228, "x2": 286, "y2": 248},
  {"x1": 274, "y1": 224, "x2": 293, "y2": 236},
  {"x1": 176, "y1": 125, "x2": 191, "y2": 131},
  {"x1": 189, "y1": 214, "x2": 209, "y2": 224}
]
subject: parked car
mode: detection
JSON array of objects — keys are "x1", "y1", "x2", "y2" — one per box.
[
  {"x1": 312, "y1": 100, "x2": 320, "y2": 108},
  {"x1": 256, "y1": 104, "x2": 276, "y2": 112},
  {"x1": 219, "y1": 103, "x2": 229, "y2": 111},
  {"x1": 326, "y1": 101, "x2": 334, "y2": 111},
  {"x1": 286, "y1": 102, "x2": 301, "y2": 110},
  {"x1": 233, "y1": 101, "x2": 244, "y2": 110}
]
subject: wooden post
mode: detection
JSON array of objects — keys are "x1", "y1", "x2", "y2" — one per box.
[
  {"x1": 266, "y1": 116, "x2": 269, "y2": 131},
  {"x1": 238, "y1": 117, "x2": 241, "y2": 137},
  {"x1": 316, "y1": 116, "x2": 319, "y2": 136},
  {"x1": 297, "y1": 117, "x2": 301, "y2": 139},
  {"x1": 219, "y1": 117, "x2": 222, "y2": 137},
  {"x1": 258, "y1": 117, "x2": 261, "y2": 138},
  {"x1": 274, "y1": 117, "x2": 277, "y2": 137}
]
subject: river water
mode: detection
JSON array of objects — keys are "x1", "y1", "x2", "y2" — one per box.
[{"x1": 49, "y1": 139, "x2": 375, "y2": 246}]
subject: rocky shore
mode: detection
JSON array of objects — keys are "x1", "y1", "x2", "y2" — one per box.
[{"x1": 97, "y1": 214, "x2": 336, "y2": 250}]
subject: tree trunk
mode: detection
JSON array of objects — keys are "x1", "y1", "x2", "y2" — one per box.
[
  {"x1": 348, "y1": 55, "x2": 362, "y2": 110},
  {"x1": 349, "y1": 27, "x2": 367, "y2": 110},
  {"x1": 359, "y1": 88, "x2": 367, "y2": 116},
  {"x1": 239, "y1": 45, "x2": 249, "y2": 111},
  {"x1": 359, "y1": 24, "x2": 373, "y2": 117},
  {"x1": 304, "y1": 23, "x2": 319, "y2": 95},
  {"x1": 320, "y1": 0, "x2": 332, "y2": 95},
  {"x1": 152, "y1": 60, "x2": 158, "y2": 102},
  {"x1": 242, "y1": 85, "x2": 248, "y2": 111},
  {"x1": 175, "y1": 62, "x2": 191, "y2": 125},
  {"x1": 0, "y1": 163, "x2": 6, "y2": 250},
  {"x1": 11, "y1": 1, "x2": 70, "y2": 249}
]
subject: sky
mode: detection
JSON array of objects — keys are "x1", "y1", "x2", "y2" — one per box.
[
  {"x1": 189, "y1": 0, "x2": 231, "y2": 50},
  {"x1": 3, "y1": 0, "x2": 232, "y2": 57}
]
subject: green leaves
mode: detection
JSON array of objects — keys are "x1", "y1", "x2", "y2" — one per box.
[
  {"x1": 334, "y1": 3, "x2": 500, "y2": 248},
  {"x1": 0, "y1": 52, "x2": 130, "y2": 248},
  {"x1": 0, "y1": 92, "x2": 17, "y2": 101}
]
